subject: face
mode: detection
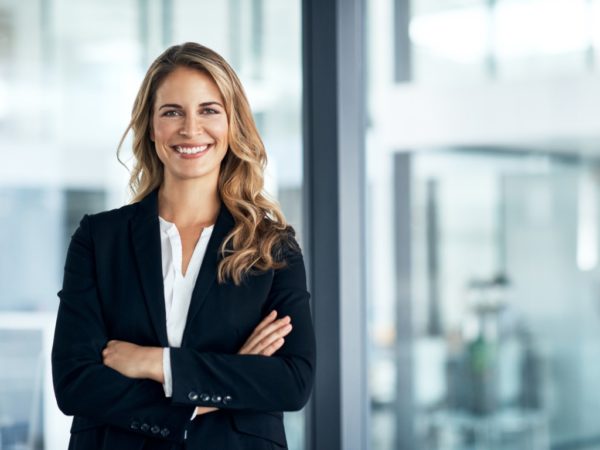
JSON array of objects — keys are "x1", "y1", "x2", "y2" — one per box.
[{"x1": 151, "y1": 66, "x2": 229, "y2": 183}]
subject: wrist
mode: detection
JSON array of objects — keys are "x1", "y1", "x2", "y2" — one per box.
[{"x1": 143, "y1": 347, "x2": 164, "y2": 383}]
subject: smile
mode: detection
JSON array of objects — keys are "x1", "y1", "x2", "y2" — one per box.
[{"x1": 173, "y1": 144, "x2": 211, "y2": 155}]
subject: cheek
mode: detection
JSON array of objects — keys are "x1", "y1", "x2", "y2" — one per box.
[
  {"x1": 152, "y1": 119, "x2": 175, "y2": 144},
  {"x1": 214, "y1": 121, "x2": 229, "y2": 144},
  {"x1": 151, "y1": 125, "x2": 171, "y2": 164}
]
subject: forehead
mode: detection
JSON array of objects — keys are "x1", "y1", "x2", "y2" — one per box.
[{"x1": 155, "y1": 66, "x2": 223, "y2": 104}]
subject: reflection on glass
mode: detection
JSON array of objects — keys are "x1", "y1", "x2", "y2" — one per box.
[{"x1": 1, "y1": 1, "x2": 303, "y2": 448}]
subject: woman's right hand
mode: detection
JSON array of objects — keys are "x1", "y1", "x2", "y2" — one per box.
[{"x1": 195, "y1": 310, "x2": 293, "y2": 417}]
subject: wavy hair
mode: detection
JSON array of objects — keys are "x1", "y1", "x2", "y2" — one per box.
[{"x1": 117, "y1": 42, "x2": 298, "y2": 285}]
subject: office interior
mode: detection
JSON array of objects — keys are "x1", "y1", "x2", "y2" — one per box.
[{"x1": 1, "y1": 0, "x2": 600, "y2": 449}]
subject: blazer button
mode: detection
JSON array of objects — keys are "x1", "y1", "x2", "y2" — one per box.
[
  {"x1": 160, "y1": 428, "x2": 170, "y2": 438},
  {"x1": 200, "y1": 393, "x2": 211, "y2": 402},
  {"x1": 223, "y1": 395, "x2": 232, "y2": 405},
  {"x1": 151, "y1": 425, "x2": 160, "y2": 434},
  {"x1": 130, "y1": 421, "x2": 140, "y2": 430},
  {"x1": 141, "y1": 423, "x2": 150, "y2": 432},
  {"x1": 188, "y1": 391, "x2": 199, "y2": 401},
  {"x1": 211, "y1": 395, "x2": 222, "y2": 403}
]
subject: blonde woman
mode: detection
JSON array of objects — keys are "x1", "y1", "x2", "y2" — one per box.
[{"x1": 51, "y1": 42, "x2": 315, "y2": 450}]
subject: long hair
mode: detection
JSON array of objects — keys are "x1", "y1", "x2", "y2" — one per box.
[{"x1": 117, "y1": 42, "x2": 298, "y2": 285}]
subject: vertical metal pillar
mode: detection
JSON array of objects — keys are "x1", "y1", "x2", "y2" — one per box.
[
  {"x1": 394, "y1": 153, "x2": 416, "y2": 450},
  {"x1": 338, "y1": 0, "x2": 369, "y2": 449},
  {"x1": 250, "y1": 0, "x2": 264, "y2": 79},
  {"x1": 302, "y1": 0, "x2": 367, "y2": 448},
  {"x1": 302, "y1": 0, "x2": 340, "y2": 448},
  {"x1": 394, "y1": 0, "x2": 412, "y2": 83}
]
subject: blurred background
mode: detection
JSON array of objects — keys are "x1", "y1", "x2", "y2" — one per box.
[
  {"x1": 1, "y1": 0, "x2": 600, "y2": 449},
  {"x1": 367, "y1": 1, "x2": 600, "y2": 449}
]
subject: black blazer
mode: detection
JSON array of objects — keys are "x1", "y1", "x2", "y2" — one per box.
[{"x1": 51, "y1": 189, "x2": 316, "y2": 450}]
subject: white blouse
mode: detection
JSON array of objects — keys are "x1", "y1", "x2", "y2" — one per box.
[{"x1": 158, "y1": 216, "x2": 214, "y2": 398}]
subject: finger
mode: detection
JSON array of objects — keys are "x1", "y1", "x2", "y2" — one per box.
[
  {"x1": 238, "y1": 315, "x2": 291, "y2": 355},
  {"x1": 251, "y1": 313, "x2": 290, "y2": 340},
  {"x1": 257, "y1": 324, "x2": 292, "y2": 351},
  {"x1": 247, "y1": 323, "x2": 292, "y2": 355},
  {"x1": 247, "y1": 319, "x2": 291, "y2": 352},
  {"x1": 241, "y1": 315, "x2": 287, "y2": 353},
  {"x1": 240, "y1": 315, "x2": 277, "y2": 350},
  {"x1": 250, "y1": 310, "x2": 278, "y2": 337},
  {"x1": 196, "y1": 406, "x2": 219, "y2": 416},
  {"x1": 242, "y1": 319, "x2": 291, "y2": 354},
  {"x1": 261, "y1": 338, "x2": 285, "y2": 357}
]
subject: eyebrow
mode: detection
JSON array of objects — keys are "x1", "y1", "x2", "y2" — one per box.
[{"x1": 158, "y1": 102, "x2": 224, "y2": 110}]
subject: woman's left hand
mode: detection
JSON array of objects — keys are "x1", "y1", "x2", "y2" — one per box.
[{"x1": 102, "y1": 340, "x2": 164, "y2": 383}]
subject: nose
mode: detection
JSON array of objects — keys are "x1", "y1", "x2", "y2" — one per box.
[{"x1": 180, "y1": 115, "x2": 203, "y2": 137}]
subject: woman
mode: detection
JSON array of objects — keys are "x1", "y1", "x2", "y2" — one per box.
[{"x1": 51, "y1": 42, "x2": 315, "y2": 450}]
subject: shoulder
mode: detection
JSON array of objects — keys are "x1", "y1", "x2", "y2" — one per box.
[
  {"x1": 75, "y1": 201, "x2": 141, "y2": 240},
  {"x1": 269, "y1": 226, "x2": 306, "y2": 287},
  {"x1": 85, "y1": 202, "x2": 139, "y2": 227},
  {"x1": 84, "y1": 203, "x2": 139, "y2": 227},
  {"x1": 269, "y1": 225, "x2": 307, "y2": 289},
  {"x1": 271, "y1": 224, "x2": 302, "y2": 262}
]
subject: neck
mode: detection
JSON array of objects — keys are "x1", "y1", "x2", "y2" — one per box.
[{"x1": 158, "y1": 174, "x2": 221, "y2": 228}]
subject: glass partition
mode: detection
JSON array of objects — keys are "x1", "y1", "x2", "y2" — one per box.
[{"x1": 367, "y1": 0, "x2": 600, "y2": 448}]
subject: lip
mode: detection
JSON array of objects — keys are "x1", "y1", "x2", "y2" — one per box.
[
  {"x1": 171, "y1": 143, "x2": 213, "y2": 159},
  {"x1": 172, "y1": 143, "x2": 214, "y2": 148}
]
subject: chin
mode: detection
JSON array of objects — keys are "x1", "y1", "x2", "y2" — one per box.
[{"x1": 172, "y1": 168, "x2": 220, "y2": 181}]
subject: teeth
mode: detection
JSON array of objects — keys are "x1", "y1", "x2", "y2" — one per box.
[{"x1": 175, "y1": 145, "x2": 209, "y2": 154}]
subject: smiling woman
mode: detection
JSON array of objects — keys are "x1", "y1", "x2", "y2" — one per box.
[
  {"x1": 151, "y1": 67, "x2": 229, "y2": 179},
  {"x1": 51, "y1": 42, "x2": 315, "y2": 450}
]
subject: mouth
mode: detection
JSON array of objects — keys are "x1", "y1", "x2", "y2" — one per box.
[{"x1": 171, "y1": 144, "x2": 213, "y2": 158}]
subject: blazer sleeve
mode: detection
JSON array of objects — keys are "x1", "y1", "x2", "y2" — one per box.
[
  {"x1": 51, "y1": 215, "x2": 195, "y2": 443},
  {"x1": 169, "y1": 238, "x2": 316, "y2": 412}
]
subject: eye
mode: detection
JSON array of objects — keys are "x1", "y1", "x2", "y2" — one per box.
[
  {"x1": 201, "y1": 107, "x2": 219, "y2": 115},
  {"x1": 162, "y1": 110, "x2": 182, "y2": 117}
]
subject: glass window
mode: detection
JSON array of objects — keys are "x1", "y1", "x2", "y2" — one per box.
[
  {"x1": 494, "y1": 0, "x2": 590, "y2": 80},
  {"x1": 367, "y1": 0, "x2": 600, "y2": 449},
  {"x1": 410, "y1": 0, "x2": 490, "y2": 84},
  {"x1": 404, "y1": 0, "x2": 595, "y2": 84},
  {"x1": 368, "y1": 150, "x2": 600, "y2": 449}
]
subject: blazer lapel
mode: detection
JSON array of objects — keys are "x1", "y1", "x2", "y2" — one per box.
[
  {"x1": 130, "y1": 188, "x2": 169, "y2": 347},
  {"x1": 181, "y1": 202, "x2": 235, "y2": 345}
]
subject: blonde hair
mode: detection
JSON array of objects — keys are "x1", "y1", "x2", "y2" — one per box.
[{"x1": 117, "y1": 42, "x2": 298, "y2": 285}]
